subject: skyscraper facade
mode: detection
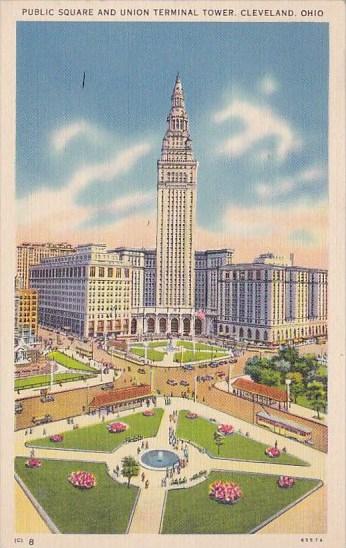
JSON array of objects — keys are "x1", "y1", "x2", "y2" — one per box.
[{"x1": 156, "y1": 74, "x2": 198, "y2": 312}]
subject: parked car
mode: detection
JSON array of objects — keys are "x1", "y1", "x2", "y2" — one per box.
[
  {"x1": 137, "y1": 368, "x2": 146, "y2": 374},
  {"x1": 180, "y1": 380, "x2": 189, "y2": 386},
  {"x1": 15, "y1": 402, "x2": 23, "y2": 414},
  {"x1": 182, "y1": 364, "x2": 193, "y2": 371},
  {"x1": 208, "y1": 362, "x2": 219, "y2": 368},
  {"x1": 40, "y1": 394, "x2": 55, "y2": 403},
  {"x1": 217, "y1": 371, "x2": 226, "y2": 378},
  {"x1": 101, "y1": 382, "x2": 114, "y2": 390},
  {"x1": 167, "y1": 379, "x2": 178, "y2": 386},
  {"x1": 32, "y1": 414, "x2": 53, "y2": 425}
]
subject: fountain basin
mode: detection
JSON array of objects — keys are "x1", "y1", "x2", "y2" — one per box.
[{"x1": 140, "y1": 449, "x2": 179, "y2": 470}]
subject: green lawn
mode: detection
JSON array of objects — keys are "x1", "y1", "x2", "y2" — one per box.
[
  {"x1": 176, "y1": 411, "x2": 307, "y2": 465},
  {"x1": 130, "y1": 347, "x2": 165, "y2": 361},
  {"x1": 174, "y1": 349, "x2": 228, "y2": 363},
  {"x1": 177, "y1": 341, "x2": 226, "y2": 352},
  {"x1": 161, "y1": 470, "x2": 320, "y2": 534},
  {"x1": 29, "y1": 409, "x2": 164, "y2": 452},
  {"x1": 15, "y1": 372, "x2": 94, "y2": 391},
  {"x1": 15, "y1": 457, "x2": 138, "y2": 534},
  {"x1": 47, "y1": 351, "x2": 97, "y2": 373}
]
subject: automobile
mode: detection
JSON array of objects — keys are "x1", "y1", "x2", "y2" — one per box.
[
  {"x1": 209, "y1": 418, "x2": 217, "y2": 423},
  {"x1": 40, "y1": 394, "x2": 55, "y2": 403},
  {"x1": 216, "y1": 371, "x2": 226, "y2": 378},
  {"x1": 180, "y1": 380, "x2": 189, "y2": 386},
  {"x1": 167, "y1": 379, "x2": 178, "y2": 386},
  {"x1": 182, "y1": 364, "x2": 193, "y2": 371},
  {"x1": 15, "y1": 402, "x2": 23, "y2": 414},
  {"x1": 208, "y1": 362, "x2": 219, "y2": 368},
  {"x1": 201, "y1": 374, "x2": 213, "y2": 382},
  {"x1": 101, "y1": 382, "x2": 114, "y2": 390},
  {"x1": 32, "y1": 414, "x2": 53, "y2": 425},
  {"x1": 137, "y1": 368, "x2": 146, "y2": 374}
]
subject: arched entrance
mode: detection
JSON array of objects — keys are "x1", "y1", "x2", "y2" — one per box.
[
  {"x1": 159, "y1": 317, "x2": 167, "y2": 334},
  {"x1": 195, "y1": 318, "x2": 202, "y2": 335},
  {"x1": 264, "y1": 330, "x2": 268, "y2": 341},
  {"x1": 247, "y1": 328, "x2": 252, "y2": 339},
  {"x1": 239, "y1": 327, "x2": 244, "y2": 339},
  {"x1": 255, "y1": 329, "x2": 260, "y2": 340},
  {"x1": 171, "y1": 318, "x2": 179, "y2": 334},
  {"x1": 130, "y1": 318, "x2": 137, "y2": 335},
  {"x1": 147, "y1": 317, "x2": 155, "y2": 333},
  {"x1": 183, "y1": 318, "x2": 190, "y2": 336}
]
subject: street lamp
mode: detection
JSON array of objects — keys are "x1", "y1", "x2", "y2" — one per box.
[
  {"x1": 49, "y1": 360, "x2": 55, "y2": 390},
  {"x1": 194, "y1": 376, "x2": 198, "y2": 403},
  {"x1": 285, "y1": 378, "x2": 292, "y2": 410}
]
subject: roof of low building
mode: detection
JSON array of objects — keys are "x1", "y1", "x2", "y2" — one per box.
[
  {"x1": 89, "y1": 384, "x2": 151, "y2": 408},
  {"x1": 232, "y1": 377, "x2": 287, "y2": 402}
]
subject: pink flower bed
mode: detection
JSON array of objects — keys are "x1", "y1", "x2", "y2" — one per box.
[
  {"x1": 107, "y1": 422, "x2": 128, "y2": 433},
  {"x1": 25, "y1": 458, "x2": 42, "y2": 469},
  {"x1": 209, "y1": 480, "x2": 242, "y2": 504},
  {"x1": 50, "y1": 434, "x2": 63, "y2": 443},
  {"x1": 277, "y1": 476, "x2": 295, "y2": 488},
  {"x1": 265, "y1": 447, "x2": 281, "y2": 458},
  {"x1": 68, "y1": 471, "x2": 96, "y2": 489},
  {"x1": 217, "y1": 424, "x2": 234, "y2": 436},
  {"x1": 143, "y1": 409, "x2": 154, "y2": 416},
  {"x1": 186, "y1": 412, "x2": 198, "y2": 419}
]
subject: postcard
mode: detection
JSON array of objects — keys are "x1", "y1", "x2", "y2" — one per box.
[{"x1": 0, "y1": 1, "x2": 345, "y2": 547}]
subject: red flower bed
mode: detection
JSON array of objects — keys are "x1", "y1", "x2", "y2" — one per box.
[
  {"x1": 217, "y1": 424, "x2": 234, "y2": 436},
  {"x1": 143, "y1": 409, "x2": 154, "y2": 416},
  {"x1": 277, "y1": 475, "x2": 295, "y2": 488},
  {"x1": 68, "y1": 471, "x2": 96, "y2": 489},
  {"x1": 265, "y1": 447, "x2": 281, "y2": 458},
  {"x1": 209, "y1": 480, "x2": 242, "y2": 504},
  {"x1": 107, "y1": 422, "x2": 128, "y2": 433},
  {"x1": 186, "y1": 412, "x2": 198, "y2": 419},
  {"x1": 50, "y1": 434, "x2": 64, "y2": 443},
  {"x1": 25, "y1": 458, "x2": 42, "y2": 469}
]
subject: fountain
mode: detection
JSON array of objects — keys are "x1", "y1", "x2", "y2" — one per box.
[{"x1": 140, "y1": 449, "x2": 179, "y2": 470}]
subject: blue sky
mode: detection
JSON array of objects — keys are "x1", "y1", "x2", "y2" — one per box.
[{"x1": 16, "y1": 22, "x2": 328, "y2": 266}]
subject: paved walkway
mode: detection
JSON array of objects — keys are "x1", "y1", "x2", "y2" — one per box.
[
  {"x1": 15, "y1": 397, "x2": 326, "y2": 534},
  {"x1": 15, "y1": 482, "x2": 50, "y2": 533}
]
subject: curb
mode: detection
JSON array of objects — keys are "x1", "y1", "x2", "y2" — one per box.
[
  {"x1": 15, "y1": 473, "x2": 60, "y2": 534},
  {"x1": 126, "y1": 487, "x2": 142, "y2": 533},
  {"x1": 158, "y1": 489, "x2": 168, "y2": 534},
  {"x1": 249, "y1": 479, "x2": 324, "y2": 533}
]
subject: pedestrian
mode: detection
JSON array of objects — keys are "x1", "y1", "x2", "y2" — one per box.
[
  {"x1": 137, "y1": 446, "x2": 141, "y2": 455},
  {"x1": 30, "y1": 449, "x2": 35, "y2": 458},
  {"x1": 25, "y1": 430, "x2": 28, "y2": 436},
  {"x1": 141, "y1": 472, "x2": 145, "y2": 482},
  {"x1": 29, "y1": 428, "x2": 32, "y2": 435},
  {"x1": 43, "y1": 428, "x2": 46, "y2": 436},
  {"x1": 275, "y1": 440, "x2": 278, "y2": 449},
  {"x1": 116, "y1": 464, "x2": 120, "y2": 475},
  {"x1": 145, "y1": 441, "x2": 149, "y2": 449},
  {"x1": 141, "y1": 441, "x2": 144, "y2": 449}
]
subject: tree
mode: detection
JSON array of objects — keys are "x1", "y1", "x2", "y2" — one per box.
[
  {"x1": 286, "y1": 372, "x2": 305, "y2": 403},
  {"x1": 213, "y1": 431, "x2": 224, "y2": 456},
  {"x1": 278, "y1": 347, "x2": 299, "y2": 365},
  {"x1": 259, "y1": 369, "x2": 281, "y2": 387},
  {"x1": 244, "y1": 363, "x2": 262, "y2": 383},
  {"x1": 121, "y1": 456, "x2": 140, "y2": 488},
  {"x1": 306, "y1": 381, "x2": 327, "y2": 419}
]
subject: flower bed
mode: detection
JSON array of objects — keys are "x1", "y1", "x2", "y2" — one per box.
[
  {"x1": 209, "y1": 480, "x2": 242, "y2": 504},
  {"x1": 186, "y1": 412, "x2": 198, "y2": 420},
  {"x1": 277, "y1": 475, "x2": 295, "y2": 488},
  {"x1": 107, "y1": 422, "x2": 128, "y2": 433},
  {"x1": 25, "y1": 458, "x2": 42, "y2": 469},
  {"x1": 50, "y1": 434, "x2": 64, "y2": 443},
  {"x1": 265, "y1": 447, "x2": 281, "y2": 458},
  {"x1": 217, "y1": 424, "x2": 234, "y2": 436},
  {"x1": 143, "y1": 409, "x2": 155, "y2": 416},
  {"x1": 68, "y1": 470, "x2": 96, "y2": 489}
]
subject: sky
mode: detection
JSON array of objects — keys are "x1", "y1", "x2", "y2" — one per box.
[{"x1": 16, "y1": 22, "x2": 328, "y2": 267}]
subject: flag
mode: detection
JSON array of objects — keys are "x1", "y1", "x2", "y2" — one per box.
[{"x1": 196, "y1": 309, "x2": 206, "y2": 320}]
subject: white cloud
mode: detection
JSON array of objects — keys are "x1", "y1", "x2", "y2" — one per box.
[
  {"x1": 255, "y1": 164, "x2": 326, "y2": 198},
  {"x1": 51, "y1": 120, "x2": 94, "y2": 152},
  {"x1": 107, "y1": 191, "x2": 154, "y2": 214},
  {"x1": 258, "y1": 74, "x2": 279, "y2": 96},
  {"x1": 17, "y1": 141, "x2": 152, "y2": 233},
  {"x1": 214, "y1": 99, "x2": 301, "y2": 161}
]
